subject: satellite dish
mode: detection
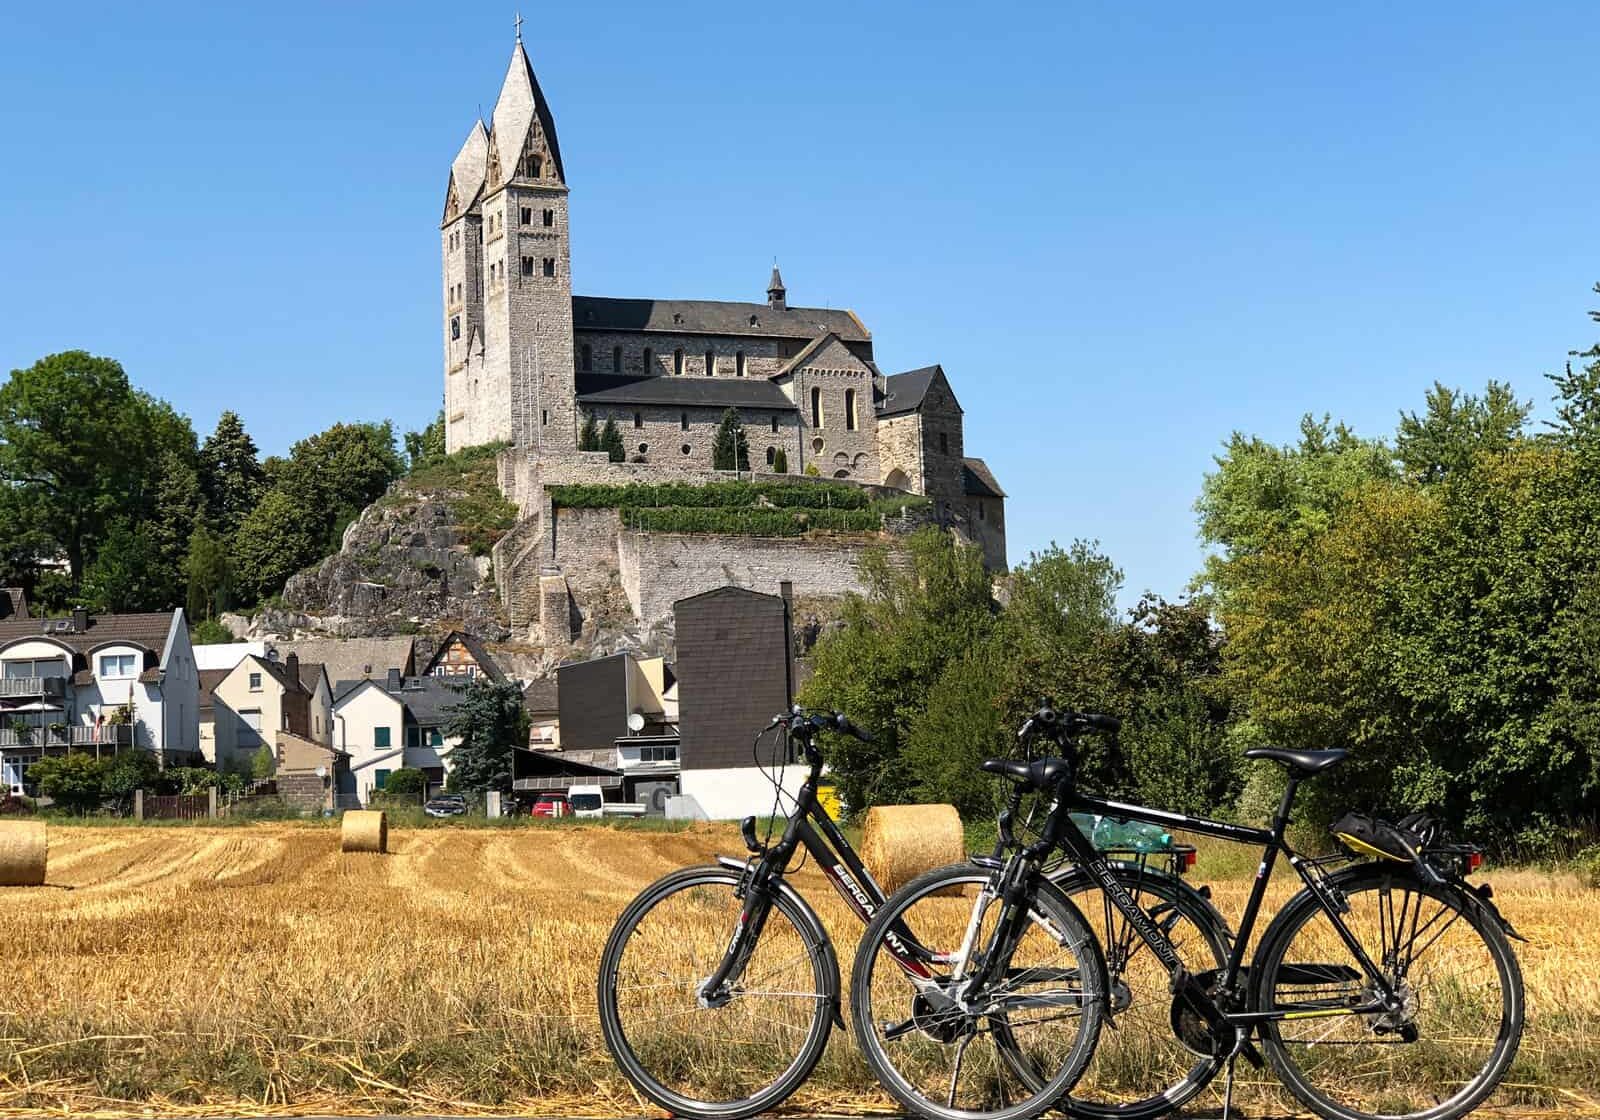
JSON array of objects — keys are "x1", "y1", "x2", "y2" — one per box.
[
  {"x1": 315, "y1": 765, "x2": 327, "y2": 779},
  {"x1": 627, "y1": 712, "x2": 646, "y2": 733}
]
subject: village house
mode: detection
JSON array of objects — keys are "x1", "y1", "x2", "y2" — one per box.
[
  {"x1": 333, "y1": 670, "x2": 466, "y2": 804},
  {"x1": 210, "y1": 652, "x2": 332, "y2": 773},
  {"x1": 423, "y1": 630, "x2": 506, "y2": 681}
]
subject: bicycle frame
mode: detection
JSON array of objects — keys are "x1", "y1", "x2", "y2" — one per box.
[{"x1": 1054, "y1": 774, "x2": 1403, "y2": 1027}]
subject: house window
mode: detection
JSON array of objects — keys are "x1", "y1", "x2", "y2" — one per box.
[
  {"x1": 520, "y1": 206, "x2": 532, "y2": 225},
  {"x1": 674, "y1": 349, "x2": 684, "y2": 376},
  {"x1": 374, "y1": 726, "x2": 391, "y2": 749},
  {"x1": 846, "y1": 388, "x2": 858, "y2": 431},
  {"x1": 430, "y1": 729, "x2": 444, "y2": 747},
  {"x1": 248, "y1": 671, "x2": 262, "y2": 691},
  {"x1": 542, "y1": 257, "x2": 555, "y2": 277},
  {"x1": 613, "y1": 346, "x2": 622, "y2": 373},
  {"x1": 633, "y1": 411, "x2": 642, "y2": 429},
  {"x1": 580, "y1": 344, "x2": 593, "y2": 372},
  {"x1": 521, "y1": 256, "x2": 534, "y2": 276},
  {"x1": 239, "y1": 709, "x2": 262, "y2": 747},
  {"x1": 736, "y1": 351, "x2": 746, "y2": 377},
  {"x1": 543, "y1": 208, "x2": 554, "y2": 227},
  {"x1": 375, "y1": 769, "x2": 390, "y2": 790},
  {"x1": 99, "y1": 654, "x2": 136, "y2": 679},
  {"x1": 680, "y1": 412, "x2": 689, "y2": 431},
  {"x1": 939, "y1": 432, "x2": 949, "y2": 454},
  {"x1": 450, "y1": 316, "x2": 460, "y2": 340},
  {"x1": 705, "y1": 350, "x2": 716, "y2": 376},
  {"x1": 811, "y1": 387, "x2": 823, "y2": 428}
]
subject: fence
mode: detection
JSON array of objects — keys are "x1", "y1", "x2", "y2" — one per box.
[{"x1": 135, "y1": 789, "x2": 216, "y2": 820}]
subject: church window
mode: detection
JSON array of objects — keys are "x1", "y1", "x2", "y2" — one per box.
[
  {"x1": 633, "y1": 412, "x2": 642, "y2": 429},
  {"x1": 521, "y1": 256, "x2": 534, "y2": 276},
  {"x1": 450, "y1": 317, "x2": 461, "y2": 340},
  {"x1": 542, "y1": 410, "x2": 549, "y2": 426},
  {"x1": 681, "y1": 444, "x2": 692, "y2": 456},
  {"x1": 845, "y1": 389, "x2": 858, "y2": 431},
  {"x1": 580, "y1": 344, "x2": 593, "y2": 372},
  {"x1": 542, "y1": 257, "x2": 555, "y2": 277},
  {"x1": 770, "y1": 415, "x2": 779, "y2": 433},
  {"x1": 705, "y1": 350, "x2": 716, "y2": 376},
  {"x1": 673, "y1": 349, "x2": 684, "y2": 376},
  {"x1": 637, "y1": 443, "x2": 649, "y2": 455},
  {"x1": 833, "y1": 470, "x2": 850, "y2": 479},
  {"x1": 543, "y1": 209, "x2": 555, "y2": 227},
  {"x1": 680, "y1": 412, "x2": 689, "y2": 432},
  {"x1": 521, "y1": 207, "x2": 531, "y2": 225},
  {"x1": 736, "y1": 351, "x2": 746, "y2": 377},
  {"x1": 766, "y1": 446, "x2": 776, "y2": 466},
  {"x1": 643, "y1": 347, "x2": 654, "y2": 372},
  {"x1": 939, "y1": 431, "x2": 949, "y2": 454},
  {"x1": 525, "y1": 154, "x2": 543, "y2": 178},
  {"x1": 811, "y1": 387, "x2": 823, "y2": 428}
]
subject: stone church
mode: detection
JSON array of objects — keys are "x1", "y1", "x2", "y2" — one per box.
[{"x1": 441, "y1": 31, "x2": 1006, "y2": 570}]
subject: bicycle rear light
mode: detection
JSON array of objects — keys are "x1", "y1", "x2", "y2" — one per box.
[{"x1": 1467, "y1": 850, "x2": 1483, "y2": 873}]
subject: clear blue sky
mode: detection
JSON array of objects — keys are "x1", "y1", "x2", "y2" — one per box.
[{"x1": 3, "y1": 2, "x2": 1596, "y2": 605}]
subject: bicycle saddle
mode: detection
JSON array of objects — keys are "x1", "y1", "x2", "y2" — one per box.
[
  {"x1": 1243, "y1": 747, "x2": 1348, "y2": 777},
  {"x1": 981, "y1": 756, "x2": 1072, "y2": 790}
]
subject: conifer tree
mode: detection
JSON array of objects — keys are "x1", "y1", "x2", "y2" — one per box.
[
  {"x1": 712, "y1": 408, "x2": 750, "y2": 471},
  {"x1": 579, "y1": 412, "x2": 600, "y2": 452},
  {"x1": 601, "y1": 418, "x2": 625, "y2": 462}
]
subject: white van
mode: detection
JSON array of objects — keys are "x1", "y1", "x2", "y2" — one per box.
[{"x1": 568, "y1": 784, "x2": 605, "y2": 818}]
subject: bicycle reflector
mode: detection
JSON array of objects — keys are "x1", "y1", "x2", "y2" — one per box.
[
  {"x1": 740, "y1": 815, "x2": 762, "y2": 853},
  {"x1": 1468, "y1": 850, "x2": 1483, "y2": 873},
  {"x1": 1181, "y1": 848, "x2": 1198, "y2": 871}
]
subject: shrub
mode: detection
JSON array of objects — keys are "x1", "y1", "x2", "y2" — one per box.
[
  {"x1": 30, "y1": 754, "x2": 106, "y2": 815},
  {"x1": 772, "y1": 447, "x2": 788, "y2": 473},
  {"x1": 375, "y1": 767, "x2": 427, "y2": 806},
  {"x1": 102, "y1": 750, "x2": 160, "y2": 813},
  {"x1": 191, "y1": 618, "x2": 233, "y2": 645},
  {"x1": 1575, "y1": 845, "x2": 1600, "y2": 889},
  {"x1": 251, "y1": 744, "x2": 276, "y2": 780}
]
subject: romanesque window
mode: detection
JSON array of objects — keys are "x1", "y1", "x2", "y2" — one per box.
[
  {"x1": 736, "y1": 351, "x2": 747, "y2": 377},
  {"x1": 770, "y1": 415, "x2": 779, "y2": 433},
  {"x1": 834, "y1": 470, "x2": 850, "y2": 479},
  {"x1": 811, "y1": 387, "x2": 823, "y2": 428},
  {"x1": 450, "y1": 317, "x2": 460, "y2": 340},
  {"x1": 845, "y1": 389, "x2": 858, "y2": 431},
  {"x1": 542, "y1": 410, "x2": 549, "y2": 425},
  {"x1": 633, "y1": 412, "x2": 642, "y2": 429},
  {"x1": 939, "y1": 432, "x2": 949, "y2": 454},
  {"x1": 521, "y1": 256, "x2": 534, "y2": 276},
  {"x1": 644, "y1": 347, "x2": 653, "y2": 372},
  {"x1": 613, "y1": 346, "x2": 622, "y2": 373},
  {"x1": 543, "y1": 209, "x2": 554, "y2": 227},
  {"x1": 542, "y1": 258, "x2": 555, "y2": 277},
  {"x1": 524, "y1": 154, "x2": 543, "y2": 179},
  {"x1": 520, "y1": 207, "x2": 532, "y2": 225},
  {"x1": 680, "y1": 412, "x2": 689, "y2": 431},
  {"x1": 674, "y1": 349, "x2": 684, "y2": 376},
  {"x1": 766, "y1": 446, "x2": 776, "y2": 466},
  {"x1": 705, "y1": 350, "x2": 715, "y2": 376},
  {"x1": 580, "y1": 344, "x2": 593, "y2": 372}
]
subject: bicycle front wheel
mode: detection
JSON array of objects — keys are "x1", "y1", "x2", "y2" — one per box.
[
  {"x1": 1251, "y1": 863, "x2": 1524, "y2": 1120},
  {"x1": 851, "y1": 863, "x2": 1107, "y2": 1120},
  {"x1": 596, "y1": 865, "x2": 836, "y2": 1120}
]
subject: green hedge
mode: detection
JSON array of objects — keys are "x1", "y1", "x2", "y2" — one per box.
[{"x1": 549, "y1": 480, "x2": 873, "y2": 511}]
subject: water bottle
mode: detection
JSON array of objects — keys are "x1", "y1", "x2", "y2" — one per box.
[
  {"x1": 1070, "y1": 812, "x2": 1101, "y2": 844},
  {"x1": 1091, "y1": 816, "x2": 1172, "y2": 853}
]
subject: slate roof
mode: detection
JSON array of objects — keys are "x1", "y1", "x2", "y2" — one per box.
[
  {"x1": 252, "y1": 656, "x2": 327, "y2": 697},
  {"x1": 0, "y1": 611, "x2": 176, "y2": 656},
  {"x1": 197, "y1": 669, "x2": 229, "y2": 714},
  {"x1": 962, "y1": 457, "x2": 1007, "y2": 499},
  {"x1": 446, "y1": 119, "x2": 489, "y2": 216},
  {"x1": 0, "y1": 588, "x2": 26, "y2": 621},
  {"x1": 575, "y1": 373, "x2": 796, "y2": 411},
  {"x1": 490, "y1": 39, "x2": 566, "y2": 184},
  {"x1": 276, "y1": 638, "x2": 415, "y2": 689},
  {"x1": 879, "y1": 366, "x2": 941, "y2": 417},
  {"x1": 572, "y1": 296, "x2": 869, "y2": 343},
  {"x1": 333, "y1": 675, "x2": 465, "y2": 729},
  {"x1": 523, "y1": 677, "x2": 559, "y2": 714}
]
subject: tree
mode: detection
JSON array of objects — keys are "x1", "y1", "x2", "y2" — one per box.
[
  {"x1": 30, "y1": 753, "x2": 106, "y2": 815},
  {"x1": 443, "y1": 678, "x2": 530, "y2": 795},
  {"x1": 198, "y1": 410, "x2": 266, "y2": 536},
  {"x1": 231, "y1": 488, "x2": 324, "y2": 603},
  {"x1": 102, "y1": 750, "x2": 159, "y2": 815},
  {"x1": 80, "y1": 519, "x2": 165, "y2": 613},
  {"x1": 579, "y1": 413, "x2": 600, "y2": 452},
  {"x1": 185, "y1": 521, "x2": 232, "y2": 621},
  {"x1": 772, "y1": 447, "x2": 789, "y2": 473},
  {"x1": 251, "y1": 744, "x2": 276, "y2": 780},
  {"x1": 405, "y1": 410, "x2": 446, "y2": 471},
  {"x1": 376, "y1": 767, "x2": 427, "y2": 805},
  {"x1": 712, "y1": 409, "x2": 750, "y2": 471},
  {"x1": 601, "y1": 418, "x2": 626, "y2": 463},
  {"x1": 191, "y1": 617, "x2": 233, "y2": 645}
]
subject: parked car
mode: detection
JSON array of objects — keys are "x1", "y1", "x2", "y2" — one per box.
[
  {"x1": 531, "y1": 794, "x2": 568, "y2": 818},
  {"x1": 424, "y1": 794, "x2": 468, "y2": 818},
  {"x1": 569, "y1": 784, "x2": 605, "y2": 818}
]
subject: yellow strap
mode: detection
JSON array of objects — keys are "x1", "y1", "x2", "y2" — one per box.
[{"x1": 1334, "y1": 832, "x2": 1408, "y2": 862}]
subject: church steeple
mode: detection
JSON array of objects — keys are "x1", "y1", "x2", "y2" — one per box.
[
  {"x1": 488, "y1": 31, "x2": 565, "y2": 190},
  {"x1": 767, "y1": 264, "x2": 787, "y2": 311}
]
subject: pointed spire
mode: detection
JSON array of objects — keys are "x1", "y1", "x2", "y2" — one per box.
[
  {"x1": 445, "y1": 118, "x2": 490, "y2": 220},
  {"x1": 489, "y1": 32, "x2": 566, "y2": 187},
  {"x1": 767, "y1": 263, "x2": 787, "y2": 311}
]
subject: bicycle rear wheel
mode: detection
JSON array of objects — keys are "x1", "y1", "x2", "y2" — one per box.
[
  {"x1": 596, "y1": 865, "x2": 836, "y2": 1120},
  {"x1": 1251, "y1": 863, "x2": 1523, "y2": 1120},
  {"x1": 851, "y1": 864, "x2": 1107, "y2": 1120}
]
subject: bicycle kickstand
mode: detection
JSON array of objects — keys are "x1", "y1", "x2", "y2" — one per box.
[{"x1": 1219, "y1": 1049, "x2": 1238, "y2": 1120}]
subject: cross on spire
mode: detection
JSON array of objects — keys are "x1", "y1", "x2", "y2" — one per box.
[{"x1": 514, "y1": 11, "x2": 523, "y2": 41}]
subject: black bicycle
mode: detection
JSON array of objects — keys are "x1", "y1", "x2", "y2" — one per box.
[{"x1": 852, "y1": 706, "x2": 1525, "y2": 1120}]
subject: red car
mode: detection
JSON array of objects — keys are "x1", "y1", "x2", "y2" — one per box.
[{"x1": 530, "y1": 794, "x2": 568, "y2": 818}]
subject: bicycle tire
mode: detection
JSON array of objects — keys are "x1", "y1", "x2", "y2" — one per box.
[
  {"x1": 1250, "y1": 862, "x2": 1524, "y2": 1120},
  {"x1": 597, "y1": 864, "x2": 837, "y2": 1120}
]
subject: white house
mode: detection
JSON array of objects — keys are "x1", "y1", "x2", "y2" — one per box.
[
  {"x1": 332, "y1": 670, "x2": 466, "y2": 805},
  {"x1": 0, "y1": 608, "x2": 200, "y2": 794}
]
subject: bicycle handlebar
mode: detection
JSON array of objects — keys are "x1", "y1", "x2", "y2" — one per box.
[
  {"x1": 1017, "y1": 704, "x2": 1120, "y2": 742},
  {"x1": 768, "y1": 706, "x2": 876, "y2": 744}
]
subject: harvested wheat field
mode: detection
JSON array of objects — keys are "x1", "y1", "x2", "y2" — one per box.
[{"x1": 0, "y1": 822, "x2": 1593, "y2": 1118}]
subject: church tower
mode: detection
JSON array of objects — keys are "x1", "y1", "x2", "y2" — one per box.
[{"x1": 442, "y1": 27, "x2": 575, "y2": 454}]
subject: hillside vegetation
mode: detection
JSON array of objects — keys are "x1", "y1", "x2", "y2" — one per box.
[{"x1": 549, "y1": 480, "x2": 928, "y2": 536}]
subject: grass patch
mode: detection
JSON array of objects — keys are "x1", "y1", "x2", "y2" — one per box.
[
  {"x1": 550, "y1": 480, "x2": 927, "y2": 537},
  {"x1": 397, "y1": 442, "x2": 518, "y2": 555}
]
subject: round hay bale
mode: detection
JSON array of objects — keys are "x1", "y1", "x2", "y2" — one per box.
[
  {"x1": 340, "y1": 810, "x2": 388, "y2": 854},
  {"x1": 0, "y1": 820, "x2": 47, "y2": 886},
  {"x1": 860, "y1": 803, "x2": 964, "y2": 895}
]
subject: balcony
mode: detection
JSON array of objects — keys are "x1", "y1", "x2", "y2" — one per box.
[
  {"x1": 0, "y1": 724, "x2": 136, "y2": 749},
  {"x1": 0, "y1": 677, "x2": 67, "y2": 701}
]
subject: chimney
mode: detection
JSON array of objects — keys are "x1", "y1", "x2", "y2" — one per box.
[
  {"x1": 71, "y1": 606, "x2": 88, "y2": 633},
  {"x1": 387, "y1": 667, "x2": 403, "y2": 692},
  {"x1": 284, "y1": 652, "x2": 300, "y2": 686}
]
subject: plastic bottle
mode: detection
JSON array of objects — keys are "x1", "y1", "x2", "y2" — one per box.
[
  {"x1": 1091, "y1": 816, "x2": 1173, "y2": 853},
  {"x1": 1069, "y1": 812, "x2": 1101, "y2": 844}
]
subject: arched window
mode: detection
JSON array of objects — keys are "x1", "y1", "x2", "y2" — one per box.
[
  {"x1": 845, "y1": 388, "x2": 857, "y2": 431},
  {"x1": 811, "y1": 387, "x2": 823, "y2": 428},
  {"x1": 580, "y1": 344, "x2": 593, "y2": 372},
  {"x1": 674, "y1": 349, "x2": 684, "y2": 376},
  {"x1": 643, "y1": 347, "x2": 653, "y2": 373},
  {"x1": 680, "y1": 412, "x2": 689, "y2": 432},
  {"x1": 766, "y1": 446, "x2": 776, "y2": 466},
  {"x1": 705, "y1": 350, "x2": 716, "y2": 376},
  {"x1": 633, "y1": 411, "x2": 642, "y2": 429},
  {"x1": 450, "y1": 317, "x2": 460, "y2": 340},
  {"x1": 736, "y1": 351, "x2": 747, "y2": 377},
  {"x1": 833, "y1": 469, "x2": 850, "y2": 479}
]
